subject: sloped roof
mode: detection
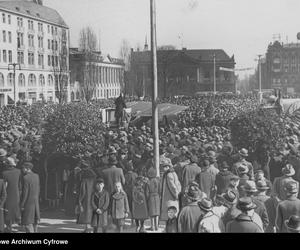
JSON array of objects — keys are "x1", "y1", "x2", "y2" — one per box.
[
  {"x1": 0, "y1": 0, "x2": 68, "y2": 27},
  {"x1": 132, "y1": 49, "x2": 233, "y2": 64}
]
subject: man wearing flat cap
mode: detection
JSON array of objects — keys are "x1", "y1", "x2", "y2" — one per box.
[{"x1": 20, "y1": 162, "x2": 40, "y2": 233}]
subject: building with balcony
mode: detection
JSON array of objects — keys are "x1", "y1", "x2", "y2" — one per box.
[
  {"x1": 261, "y1": 40, "x2": 300, "y2": 94},
  {"x1": 69, "y1": 48, "x2": 124, "y2": 102},
  {"x1": 0, "y1": 0, "x2": 69, "y2": 106},
  {"x1": 128, "y1": 44, "x2": 236, "y2": 98}
]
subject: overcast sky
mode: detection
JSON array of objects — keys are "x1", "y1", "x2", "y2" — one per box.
[{"x1": 45, "y1": 0, "x2": 300, "y2": 78}]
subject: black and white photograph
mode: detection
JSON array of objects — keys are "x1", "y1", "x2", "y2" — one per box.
[{"x1": 0, "y1": 0, "x2": 300, "y2": 236}]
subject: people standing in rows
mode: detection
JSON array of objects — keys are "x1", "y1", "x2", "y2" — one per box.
[
  {"x1": 145, "y1": 167, "x2": 160, "y2": 231},
  {"x1": 160, "y1": 163, "x2": 181, "y2": 222},
  {"x1": 2, "y1": 157, "x2": 21, "y2": 233},
  {"x1": 91, "y1": 178, "x2": 110, "y2": 233},
  {"x1": 20, "y1": 162, "x2": 40, "y2": 233},
  {"x1": 276, "y1": 181, "x2": 300, "y2": 233},
  {"x1": 109, "y1": 182, "x2": 129, "y2": 233}
]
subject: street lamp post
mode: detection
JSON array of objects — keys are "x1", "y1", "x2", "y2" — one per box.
[
  {"x1": 150, "y1": 0, "x2": 160, "y2": 178},
  {"x1": 258, "y1": 55, "x2": 263, "y2": 103},
  {"x1": 8, "y1": 63, "x2": 21, "y2": 106},
  {"x1": 213, "y1": 54, "x2": 216, "y2": 95}
]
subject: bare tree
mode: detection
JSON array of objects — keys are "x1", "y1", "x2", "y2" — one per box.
[
  {"x1": 52, "y1": 29, "x2": 69, "y2": 104},
  {"x1": 78, "y1": 26, "x2": 98, "y2": 103}
]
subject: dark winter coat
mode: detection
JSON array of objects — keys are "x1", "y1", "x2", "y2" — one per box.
[
  {"x1": 166, "y1": 217, "x2": 178, "y2": 233},
  {"x1": 20, "y1": 171, "x2": 40, "y2": 225},
  {"x1": 2, "y1": 167, "x2": 21, "y2": 224},
  {"x1": 101, "y1": 166, "x2": 125, "y2": 195},
  {"x1": 221, "y1": 205, "x2": 241, "y2": 227},
  {"x1": 91, "y1": 190, "x2": 110, "y2": 228},
  {"x1": 145, "y1": 177, "x2": 160, "y2": 217},
  {"x1": 177, "y1": 201, "x2": 203, "y2": 233},
  {"x1": 124, "y1": 171, "x2": 138, "y2": 217},
  {"x1": 132, "y1": 185, "x2": 148, "y2": 220},
  {"x1": 276, "y1": 196, "x2": 300, "y2": 232},
  {"x1": 110, "y1": 191, "x2": 129, "y2": 219},
  {"x1": 215, "y1": 170, "x2": 234, "y2": 195},
  {"x1": 252, "y1": 197, "x2": 269, "y2": 231},
  {"x1": 0, "y1": 179, "x2": 7, "y2": 232},
  {"x1": 226, "y1": 214, "x2": 263, "y2": 233},
  {"x1": 264, "y1": 196, "x2": 280, "y2": 233},
  {"x1": 196, "y1": 168, "x2": 215, "y2": 199},
  {"x1": 181, "y1": 163, "x2": 201, "y2": 190},
  {"x1": 77, "y1": 168, "x2": 96, "y2": 224}
]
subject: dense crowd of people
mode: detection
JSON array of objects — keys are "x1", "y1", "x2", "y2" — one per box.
[{"x1": 0, "y1": 94, "x2": 300, "y2": 233}]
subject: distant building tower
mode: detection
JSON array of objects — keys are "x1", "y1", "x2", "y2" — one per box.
[{"x1": 144, "y1": 36, "x2": 149, "y2": 51}]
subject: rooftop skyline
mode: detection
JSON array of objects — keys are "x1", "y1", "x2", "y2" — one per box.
[{"x1": 43, "y1": 0, "x2": 300, "y2": 78}]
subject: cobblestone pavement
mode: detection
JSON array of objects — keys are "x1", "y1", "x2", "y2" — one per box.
[{"x1": 11, "y1": 210, "x2": 165, "y2": 233}]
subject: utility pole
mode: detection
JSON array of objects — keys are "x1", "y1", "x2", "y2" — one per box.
[
  {"x1": 213, "y1": 54, "x2": 216, "y2": 95},
  {"x1": 258, "y1": 54, "x2": 263, "y2": 103},
  {"x1": 150, "y1": 0, "x2": 160, "y2": 178},
  {"x1": 8, "y1": 63, "x2": 21, "y2": 106}
]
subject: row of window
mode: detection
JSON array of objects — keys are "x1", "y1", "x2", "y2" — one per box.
[
  {"x1": 84, "y1": 66, "x2": 124, "y2": 84},
  {"x1": 17, "y1": 16, "x2": 59, "y2": 35},
  {"x1": 0, "y1": 50, "x2": 13, "y2": 63},
  {"x1": 1, "y1": 30, "x2": 12, "y2": 43},
  {"x1": 0, "y1": 73, "x2": 54, "y2": 88},
  {"x1": 2, "y1": 13, "x2": 11, "y2": 24}
]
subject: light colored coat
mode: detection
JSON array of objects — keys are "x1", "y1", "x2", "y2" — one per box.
[
  {"x1": 198, "y1": 211, "x2": 225, "y2": 233},
  {"x1": 160, "y1": 170, "x2": 181, "y2": 221}
]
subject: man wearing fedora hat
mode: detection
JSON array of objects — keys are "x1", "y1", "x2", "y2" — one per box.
[
  {"x1": 101, "y1": 156, "x2": 125, "y2": 195},
  {"x1": 285, "y1": 215, "x2": 300, "y2": 233},
  {"x1": 244, "y1": 181, "x2": 269, "y2": 231},
  {"x1": 272, "y1": 164, "x2": 299, "y2": 201},
  {"x1": 254, "y1": 180, "x2": 271, "y2": 204},
  {"x1": 276, "y1": 181, "x2": 300, "y2": 233},
  {"x1": 2, "y1": 157, "x2": 21, "y2": 233},
  {"x1": 177, "y1": 183, "x2": 204, "y2": 233},
  {"x1": 232, "y1": 148, "x2": 254, "y2": 181},
  {"x1": 226, "y1": 197, "x2": 263, "y2": 233},
  {"x1": 198, "y1": 198, "x2": 225, "y2": 233}
]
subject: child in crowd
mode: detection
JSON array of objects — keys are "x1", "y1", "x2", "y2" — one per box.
[
  {"x1": 165, "y1": 206, "x2": 178, "y2": 233},
  {"x1": 91, "y1": 179, "x2": 110, "y2": 233}
]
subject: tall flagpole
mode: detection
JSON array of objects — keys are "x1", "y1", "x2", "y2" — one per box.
[{"x1": 150, "y1": 0, "x2": 160, "y2": 177}]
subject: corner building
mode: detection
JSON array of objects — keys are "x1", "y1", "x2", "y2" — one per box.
[{"x1": 0, "y1": 0, "x2": 69, "y2": 106}]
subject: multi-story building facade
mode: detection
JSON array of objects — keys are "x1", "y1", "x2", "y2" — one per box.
[
  {"x1": 261, "y1": 40, "x2": 300, "y2": 94},
  {"x1": 0, "y1": 0, "x2": 69, "y2": 106},
  {"x1": 70, "y1": 48, "x2": 124, "y2": 101},
  {"x1": 129, "y1": 44, "x2": 236, "y2": 98}
]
